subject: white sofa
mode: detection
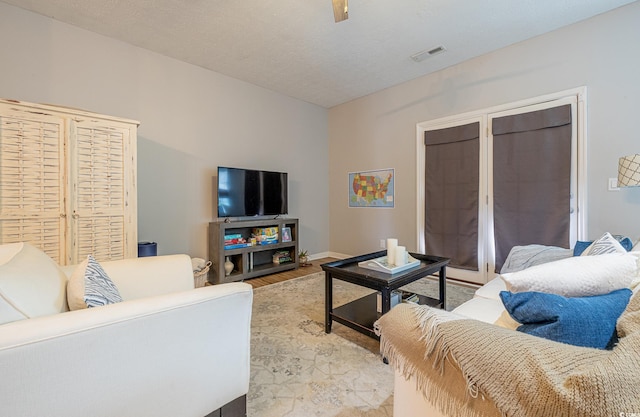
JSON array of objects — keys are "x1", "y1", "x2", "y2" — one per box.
[
  {"x1": 391, "y1": 276, "x2": 510, "y2": 417},
  {"x1": 379, "y1": 243, "x2": 640, "y2": 417},
  {"x1": 0, "y1": 242, "x2": 253, "y2": 417}
]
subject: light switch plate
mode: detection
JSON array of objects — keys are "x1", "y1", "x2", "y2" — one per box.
[{"x1": 608, "y1": 177, "x2": 620, "y2": 191}]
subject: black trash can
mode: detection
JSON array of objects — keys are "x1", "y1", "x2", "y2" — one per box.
[{"x1": 138, "y1": 241, "x2": 157, "y2": 257}]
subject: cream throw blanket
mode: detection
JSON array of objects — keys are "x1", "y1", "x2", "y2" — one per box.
[{"x1": 376, "y1": 293, "x2": 640, "y2": 417}]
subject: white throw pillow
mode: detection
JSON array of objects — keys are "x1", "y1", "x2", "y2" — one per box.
[
  {"x1": 67, "y1": 255, "x2": 122, "y2": 310},
  {"x1": 0, "y1": 242, "x2": 68, "y2": 321},
  {"x1": 580, "y1": 232, "x2": 626, "y2": 256},
  {"x1": 0, "y1": 243, "x2": 27, "y2": 324},
  {"x1": 0, "y1": 295, "x2": 27, "y2": 325},
  {"x1": 500, "y1": 252, "x2": 640, "y2": 297}
]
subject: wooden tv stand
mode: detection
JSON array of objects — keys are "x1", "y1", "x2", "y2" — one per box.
[{"x1": 208, "y1": 218, "x2": 299, "y2": 284}]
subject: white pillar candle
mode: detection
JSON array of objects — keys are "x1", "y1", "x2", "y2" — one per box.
[
  {"x1": 395, "y1": 246, "x2": 407, "y2": 266},
  {"x1": 386, "y1": 238, "x2": 398, "y2": 265}
]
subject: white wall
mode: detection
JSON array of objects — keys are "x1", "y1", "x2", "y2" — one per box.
[
  {"x1": 328, "y1": 2, "x2": 640, "y2": 257},
  {"x1": 0, "y1": 2, "x2": 329, "y2": 259}
]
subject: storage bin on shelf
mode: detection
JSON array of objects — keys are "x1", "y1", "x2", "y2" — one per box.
[{"x1": 252, "y1": 227, "x2": 279, "y2": 245}]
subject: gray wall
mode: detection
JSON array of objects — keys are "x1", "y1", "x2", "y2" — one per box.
[
  {"x1": 2, "y1": 1, "x2": 639, "y2": 262},
  {"x1": 328, "y1": 2, "x2": 640, "y2": 256},
  {"x1": 0, "y1": 2, "x2": 329, "y2": 259}
]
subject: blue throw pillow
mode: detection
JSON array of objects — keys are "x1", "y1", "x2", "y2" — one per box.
[
  {"x1": 500, "y1": 289, "x2": 632, "y2": 349},
  {"x1": 572, "y1": 241, "x2": 592, "y2": 256},
  {"x1": 614, "y1": 235, "x2": 634, "y2": 251}
]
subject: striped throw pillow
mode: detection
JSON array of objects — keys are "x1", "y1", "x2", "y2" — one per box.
[
  {"x1": 580, "y1": 232, "x2": 626, "y2": 256},
  {"x1": 67, "y1": 255, "x2": 122, "y2": 310},
  {"x1": 83, "y1": 255, "x2": 122, "y2": 308}
]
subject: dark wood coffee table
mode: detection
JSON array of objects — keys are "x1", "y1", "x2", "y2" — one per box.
[{"x1": 321, "y1": 250, "x2": 450, "y2": 339}]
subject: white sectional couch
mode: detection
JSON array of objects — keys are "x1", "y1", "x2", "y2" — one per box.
[
  {"x1": 0, "y1": 242, "x2": 252, "y2": 417},
  {"x1": 379, "y1": 240, "x2": 640, "y2": 417}
]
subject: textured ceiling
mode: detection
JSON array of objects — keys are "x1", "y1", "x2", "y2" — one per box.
[{"x1": 2, "y1": 0, "x2": 636, "y2": 107}]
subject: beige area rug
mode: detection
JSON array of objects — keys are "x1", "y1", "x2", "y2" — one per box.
[{"x1": 248, "y1": 272, "x2": 476, "y2": 417}]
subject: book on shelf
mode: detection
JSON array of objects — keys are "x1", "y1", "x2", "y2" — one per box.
[
  {"x1": 273, "y1": 250, "x2": 293, "y2": 264},
  {"x1": 223, "y1": 233, "x2": 243, "y2": 240},
  {"x1": 224, "y1": 238, "x2": 246, "y2": 244},
  {"x1": 224, "y1": 243, "x2": 252, "y2": 250},
  {"x1": 402, "y1": 292, "x2": 420, "y2": 304},
  {"x1": 273, "y1": 257, "x2": 292, "y2": 265}
]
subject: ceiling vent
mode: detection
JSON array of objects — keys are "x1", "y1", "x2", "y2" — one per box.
[{"x1": 410, "y1": 46, "x2": 446, "y2": 62}]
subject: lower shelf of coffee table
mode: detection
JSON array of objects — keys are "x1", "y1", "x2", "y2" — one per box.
[{"x1": 331, "y1": 292, "x2": 442, "y2": 339}]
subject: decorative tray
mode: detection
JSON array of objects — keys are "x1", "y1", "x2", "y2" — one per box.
[{"x1": 358, "y1": 255, "x2": 420, "y2": 274}]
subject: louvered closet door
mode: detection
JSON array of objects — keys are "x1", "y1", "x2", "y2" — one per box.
[
  {"x1": 0, "y1": 109, "x2": 66, "y2": 263},
  {"x1": 68, "y1": 119, "x2": 136, "y2": 264}
]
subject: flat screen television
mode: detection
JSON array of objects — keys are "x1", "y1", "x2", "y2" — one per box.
[{"x1": 217, "y1": 166, "x2": 288, "y2": 218}]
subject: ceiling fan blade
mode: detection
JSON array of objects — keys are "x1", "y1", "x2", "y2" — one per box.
[{"x1": 332, "y1": 0, "x2": 348, "y2": 22}]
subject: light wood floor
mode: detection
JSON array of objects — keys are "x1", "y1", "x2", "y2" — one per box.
[{"x1": 246, "y1": 257, "x2": 336, "y2": 289}]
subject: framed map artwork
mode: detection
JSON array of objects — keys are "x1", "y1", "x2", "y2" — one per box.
[{"x1": 348, "y1": 169, "x2": 395, "y2": 208}]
